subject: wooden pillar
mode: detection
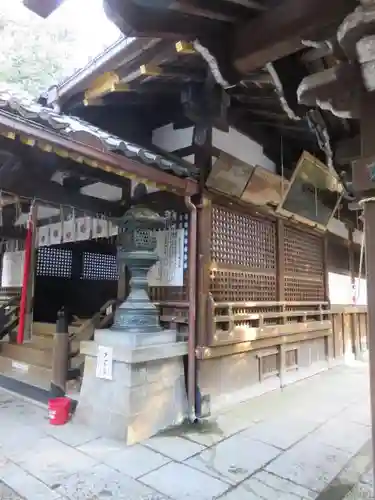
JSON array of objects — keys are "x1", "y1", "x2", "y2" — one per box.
[
  {"x1": 24, "y1": 203, "x2": 38, "y2": 341},
  {"x1": 352, "y1": 92, "x2": 375, "y2": 483},
  {"x1": 117, "y1": 182, "x2": 131, "y2": 301},
  {"x1": 348, "y1": 228, "x2": 355, "y2": 302},
  {"x1": 196, "y1": 197, "x2": 212, "y2": 346},
  {"x1": 276, "y1": 219, "x2": 285, "y2": 302},
  {"x1": 322, "y1": 233, "x2": 329, "y2": 304}
]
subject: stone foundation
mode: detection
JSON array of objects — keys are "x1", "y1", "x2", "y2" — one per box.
[{"x1": 75, "y1": 338, "x2": 188, "y2": 444}]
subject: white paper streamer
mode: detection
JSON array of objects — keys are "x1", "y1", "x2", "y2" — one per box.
[
  {"x1": 92, "y1": 218, "x2": 108, "y2": 239},
  {"x1": 63, "y1": 219, "x2": 75, "y2": 243},
  {"x1": 49, "y1": 222, "x2": 62, "y2": 245},
  {"x1": 76, "y1": 216, "x2": 92, "y2": 241},
  {"x1": 38, "y1": 226, "x2": 50, "y2": 247},
  {"x1": 108, "y1": 220, "x2": 118, "y2": 236}
]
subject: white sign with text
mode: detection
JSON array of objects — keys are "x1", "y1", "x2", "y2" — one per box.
[
  {"x1": 147, "y1": 228, "x2": 185, "y2": 287},
  {"x1": 96, "y1": 345, "x2": 113, "y2": 380}
]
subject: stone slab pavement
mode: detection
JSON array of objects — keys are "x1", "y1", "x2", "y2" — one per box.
[{"x1": 0, "y1": 361, "x2": 372, "y2": 500}]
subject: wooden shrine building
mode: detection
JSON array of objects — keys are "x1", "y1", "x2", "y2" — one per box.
[{"x1": 0, "y1": 0, "x2": 371, "y2": 439}]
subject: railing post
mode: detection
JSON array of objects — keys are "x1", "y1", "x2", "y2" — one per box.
[{"x1": 50, "y1": 307, "x2": 69, "y2": 398}]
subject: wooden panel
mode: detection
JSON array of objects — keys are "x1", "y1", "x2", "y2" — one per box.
[
  {"x1": 332, "y1": 312, "x2": 344, "y2": 358},
  {"x1": 206, "y1": 153, "x2": 253, "y2": 198}
]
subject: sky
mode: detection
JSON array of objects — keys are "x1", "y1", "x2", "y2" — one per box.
[{"x1": 0, "y1": 0, "x2": 122, "y2": 93}]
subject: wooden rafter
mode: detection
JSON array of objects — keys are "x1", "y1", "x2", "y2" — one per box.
[{"x1": 233, "y1": 0, "x2": 356, "y2": 74}]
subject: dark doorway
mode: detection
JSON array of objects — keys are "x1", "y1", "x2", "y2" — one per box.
[{"x1": 33, "y1": 239, "x2": 118, "y2": 323}]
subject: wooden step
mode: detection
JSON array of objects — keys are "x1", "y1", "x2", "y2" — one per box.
[
  {"x1": 31, "y1": 333, "x2": 79, "y2": 352},
  {"x1": 0, "y1": 354, "x2": 51, "y2": 391},
  {"x1": 0, "y1": 342, "x2": 53, "y2": 369},
  {"x1": 32, "y1": 322, "x2": 81, "y2": 336}
]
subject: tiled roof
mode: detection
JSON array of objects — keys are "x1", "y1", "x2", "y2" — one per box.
[{"x1": 0, "y1": 87, "x2": 198, "y2": 179}]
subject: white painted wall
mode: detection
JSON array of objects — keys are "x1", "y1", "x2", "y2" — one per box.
[
  {"x1": 1, "y1": 251, "x2": 25, "y2": 287},
  {"x1": 328, "y1": 272, "x2": 352, "y2": 305},
  {"x1": 212, "y1": 127, "x2": 276, "y2": 172},
  {"x1": 152, "y1": 123, "x2": 276, "y2": 173}
]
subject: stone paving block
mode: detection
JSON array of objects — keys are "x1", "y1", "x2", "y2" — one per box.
[
  {"x1": 241, "y1": 415, "x2": 322, "y2": 450},
  {"x1": 140, "y1": 461, "x2": 230, "y2": 499},
  {"x1": 266, "y1": 435, "x2": 352, "y2": 492},
  {"x1": 0, "y1": 461, "x2": 60, "y2": 500},
  {"x1": 342, "y1": 481, "x2": 374, "y2": 499},
  {"x1": 13, "y1": 436, "x2": 97, "y2": 487},
  {"x1": 312, "y1": 417, "x2": 370, "y2": 455},
  {"x1": 185, "y1": 433, "x2": 280, "y2": 485},
  {"x1": 43, "y1": 420, "x2": 101, "y2": 448},
  {"x1": 0, "y1": 480, "x2": 22, "y2": 500},
  {"x1": 361, "y1": 469, "x2": 374, "y2": 487},
  {"x1": 0, "y1": 422, "x2": 46, "y2": 460},
  {"x1": 218, "y1": 470, "x2": 316, "y2": 499},
  {"x1": 144, "y1": 435, "x2": 205, "y2": 461},
  {"x1": 103, "y1": 444, "x2": 170, "y2": 478},
  {"x1": 54, "y1": 463, "x2": 168, "y2": 499},
  {"x1": 340, "y1": 401, "x2": 372, "y2": 427},
  {"x1": 77, "y1": 437, "x2": 129, "y2": 460}
]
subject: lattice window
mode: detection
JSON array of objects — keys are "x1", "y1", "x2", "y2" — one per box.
[
  {"x1": 36, "y1": 247, "x2": 72, "y2": 278},
  {"x1": 284, "y1": 226, "x2": 324, "y2": 301},
  {"x1": 211, "y1": 206, "x2": 276, "y2": 269},
  {"x1": 285, "y1": 277, "x2": 324, "y2": 302},
  {"x1": 81, "y1": 252, "x2": 118, "y2": 281},
  {"x1": 210, "y1": 270, "x2": 276, "y2": 302},
  {"x1": 210, "y1": 206, "x2": 277, "y2": 302},
  {"x1": 284, "y1": 227, "x2": 323, "y2": 277}
]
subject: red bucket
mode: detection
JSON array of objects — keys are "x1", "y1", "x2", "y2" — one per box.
[{"x1": 48, "y1": 397, "x2": 71, "y2": 426}]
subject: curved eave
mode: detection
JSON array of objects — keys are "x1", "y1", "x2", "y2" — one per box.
[{"x1": 0, "y1": 111, "x2": 198, "y2": 197}]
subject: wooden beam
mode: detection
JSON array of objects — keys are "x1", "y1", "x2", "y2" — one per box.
[
  {"x1": 0, "y1": 162, "x2": 122, "y2": 217},
  {"x1": 104, "y1": 0, "x2": 227, "y2": 38},
  {"x1": 23, "y1": 0, "x2": 65, "y2": 18},
  {"x1": 0, "y1": 226, "x2": 26, "y2": 240},
  {"x1": 175, "y1": 0, "x2": 257, "y2": 22},
  {"x1": 335, "y1": 135, "x2": 361, "y2": 165},
  {"x1": 233, "y1": 0, "x2": 356, "y2": 74}
]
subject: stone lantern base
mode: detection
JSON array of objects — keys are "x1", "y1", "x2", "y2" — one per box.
[{"x1": 75, "y1": 330, "x2": 188, "y2": 444}]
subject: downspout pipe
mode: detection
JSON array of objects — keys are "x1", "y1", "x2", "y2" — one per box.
[{"x1": 185, "y1": 196, "x2": 198, "y2": 422}]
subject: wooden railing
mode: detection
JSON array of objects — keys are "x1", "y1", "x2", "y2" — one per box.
[
  {"x1": 69, "y1": 299, "x2": 118, "y2": 344},
  {"x1": 0, "y1": 289, "x2": 21, "y2": 342},
  {"x1": 197, "y1": 297, "x2": 331, "y2": 359},
  {"x1": 156, "y1": 301, "x2": 189, "y2": 340}
]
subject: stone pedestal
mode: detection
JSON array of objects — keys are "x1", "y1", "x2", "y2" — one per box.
[
  {"x1": 75, "y1": 206, "x2": 188, "y2": 443},
  {"x1": 76, "y1": 336, "x2": 188, "y2": 444}
]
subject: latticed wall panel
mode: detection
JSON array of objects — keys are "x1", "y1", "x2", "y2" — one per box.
[
  {"x1": 284, "y1": 226, "x2": 324, "y2": 302},
  {"x1": 210, "y1": 205, "x2": 277, "y2": 302}
]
